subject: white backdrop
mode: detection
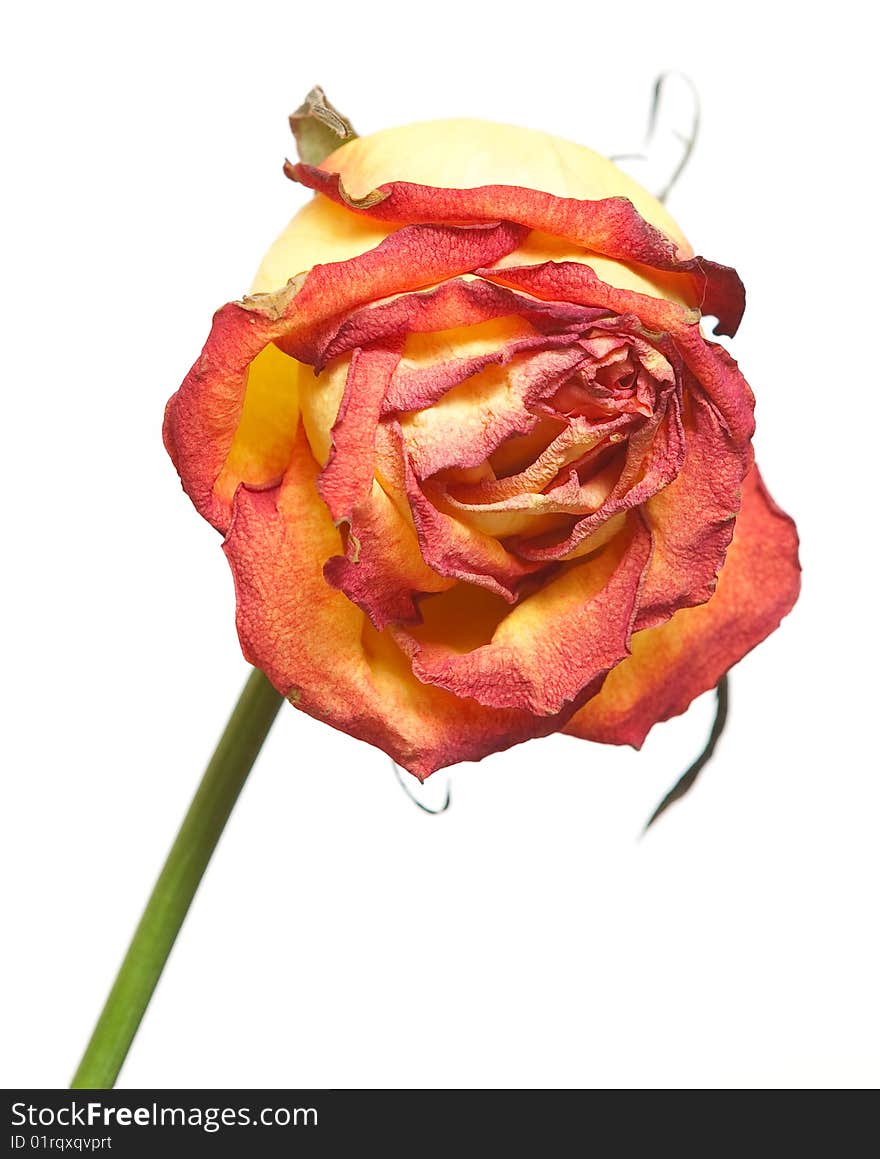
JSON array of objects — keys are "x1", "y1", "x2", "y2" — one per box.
[{"x1": 3, "y1": 0, "x2": 877, "y2": 1089}]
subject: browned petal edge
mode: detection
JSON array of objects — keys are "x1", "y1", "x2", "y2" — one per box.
[{"x1": 288, "y1": 162, "x2": 746, "y2": 336}]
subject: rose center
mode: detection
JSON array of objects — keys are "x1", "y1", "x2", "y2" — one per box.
[{"x1": 552, "y1": 347, "x2": 655, "y2": 421}]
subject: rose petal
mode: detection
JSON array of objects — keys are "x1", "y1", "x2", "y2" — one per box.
[
  {"x1": 564, "y1": 465, "x2": 801, "y2": 746},
  {"x1": 480, "y1": 262, "x2": 755, "y2": 445},
  {"x1": 479, "y1": 261, "x2": 755, "y2": 603},
  {"x1": 634, "y1": 398, "x2": 750, "y2": 630},
  {"x1": 320, "y1": 275, "x2": 598, "y2": 368},
  {"x1": 290, "y1": 163, "x2": 745, "y2": 336},
  {"x1": 318, "y1": 342, "x2": 402, "y2": 523},
  {"x1": 323, "y1": 434, "x2": 454, "y2": 629},
  {"x1": 399, "y1": 424, "x2": 546, "y2": 599},
  {"x1": 211, "y1": 343, "x2": 302, "y2": 507},
  {"x1": 165, "y1": 221, "x2": 527, "y2": 531},
  {"x1": 323, "y1": 483, "x2": 453, "y2": 629},
  {"x1": 280, "y1": 220, "x2": 530, "y2": 363},
  {"x1": 393, "y1": 512, "x2": 652, "y2": 713},
  {"x1": 224, "y1": 426, "x2": 601, "y2": 779},
  {"x1": 401, "y1": 345, "x2": 593, "y2": 480},
  {"x1": 163, "y1": 295, "x2": 295, "y2": 532},
  {"x1": 445, "y1": 412, "x2": 632, "y2": 505},
  {"x1": 386, "y1": 330, "x2": 581, "y2": 416},
  {"x1": 510, "y1": 394, "x2": 686, "y2": 562}
]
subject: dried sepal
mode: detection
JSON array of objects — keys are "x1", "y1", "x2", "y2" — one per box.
[{"x1": 289, "y1": 86, "x2": 357, "y2": 166}]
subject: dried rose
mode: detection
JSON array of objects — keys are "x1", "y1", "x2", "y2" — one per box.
[{"x1": 164, "y1": 108, "x2": 799, "y2": 779}]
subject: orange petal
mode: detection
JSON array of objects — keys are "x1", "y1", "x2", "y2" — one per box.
[
  {"x1": 480, "y1": 261, "x2": 755, "y2": 445},
  {"x1": 635, "y1": 397, "x2": 750, "y2": 630},
  {"x1": 510, "y1": 395, "x2": 686, "y2": 562},
  {"x1": 318, "y1": 343, "x2": 402, "y2": 522},
  {"x1": 291, "y1": 163, "x2": 745, "y2": 335},
  {"x1": 564, "y1": 466, "x2": 801, "y2": 746},
  {"x1": 394, "y1": 513, "x2": 652, "y2": 714},
  {"x1": 165, "y1": 221, "x2": 527, "y2": 531},
  {"x1": 224, "y1": 426, "x2": 602, "y2": 779},
  {"x1": 399, "y1": 423, "x2": 546, "y2": 600},
  {"x1": 323, "y1": 476, "x2": 454, "y2": 630},
  {"x1": 321, "y1": 276, "x2": 594, "y2": 371}
]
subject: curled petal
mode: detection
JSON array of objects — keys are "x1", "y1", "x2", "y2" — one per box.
[
  {"x1": 400, "y1": 428, "x2": 545, "y2": 599},
  {"x1": 401, "y1": 346, "x2": 592, "y2": 480},
  {"x1": 480, "y1": 261, "x2": 755, "y2": 445},
  {"x1": 321, "y1": 276, "x2": 598, "y2": 368},
  {"x1": 323, "y1": 480, "x2": 453, "y2": 629},
  {"x1": 318, "y1": 342, "x2": 402, "y2": 522},
  {"x1": 635, "y1": 397, "x2": 750, "y2": 629},
  {"x1": 165, "y1": 221, "x2": 527, "y2": 531},
  {"x1": 445, "y1": 412, "x2": 631, "y2": 506},
  {"x1": 279, "y1": 220, "x2": 529, "y2": 363},
  {"x1": 511, "y1": 395, "x2": 686, "y2": 562},
  {"x1": 393, "y1": 513, "x2": 652, "y2": 714},
  {"x1": 163, "y1": 295, "x2": 295, "y2": 532},
  {"x1": 290, "y1": 163, "x2": 745, "y2": 336},
  {"x1": 477, "y1": 262, "x2": 756, "y2": 615},
  {"x1": 225, "y1": 427, "x2": 601, "y2": 779},
  {"x1": 324, "y1": 431, "x2": 454, "y2": 629},
  {"x1": 386, "y1": 330, "x2": 580, "y2": 416},
  {"x1": 564, "y1": 466, "x2": 800, "y2": 747}
]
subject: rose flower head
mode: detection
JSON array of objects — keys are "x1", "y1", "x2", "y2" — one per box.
[{"x1": 164, "y1": 94, "x2": 800, "y2": 780}]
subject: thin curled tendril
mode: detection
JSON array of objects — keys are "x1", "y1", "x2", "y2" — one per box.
[
  {"x1": 392, "y1": 761, "x2": 451, "y2": 814},
  {"x1": 610, "y1": 71, "x2": 701, "y2": 204},
  {"x1": 643, "y1": 676, "x2": 729, "y2": 833}
]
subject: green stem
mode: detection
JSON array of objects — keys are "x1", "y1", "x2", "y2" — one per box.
[{"x1": 71, "y1": 667, "x2": 284, "y2": 1089}]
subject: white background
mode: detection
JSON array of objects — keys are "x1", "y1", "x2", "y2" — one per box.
[{"x1": 3, "y1": 0, "x2": 877, "y2": 1090}]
